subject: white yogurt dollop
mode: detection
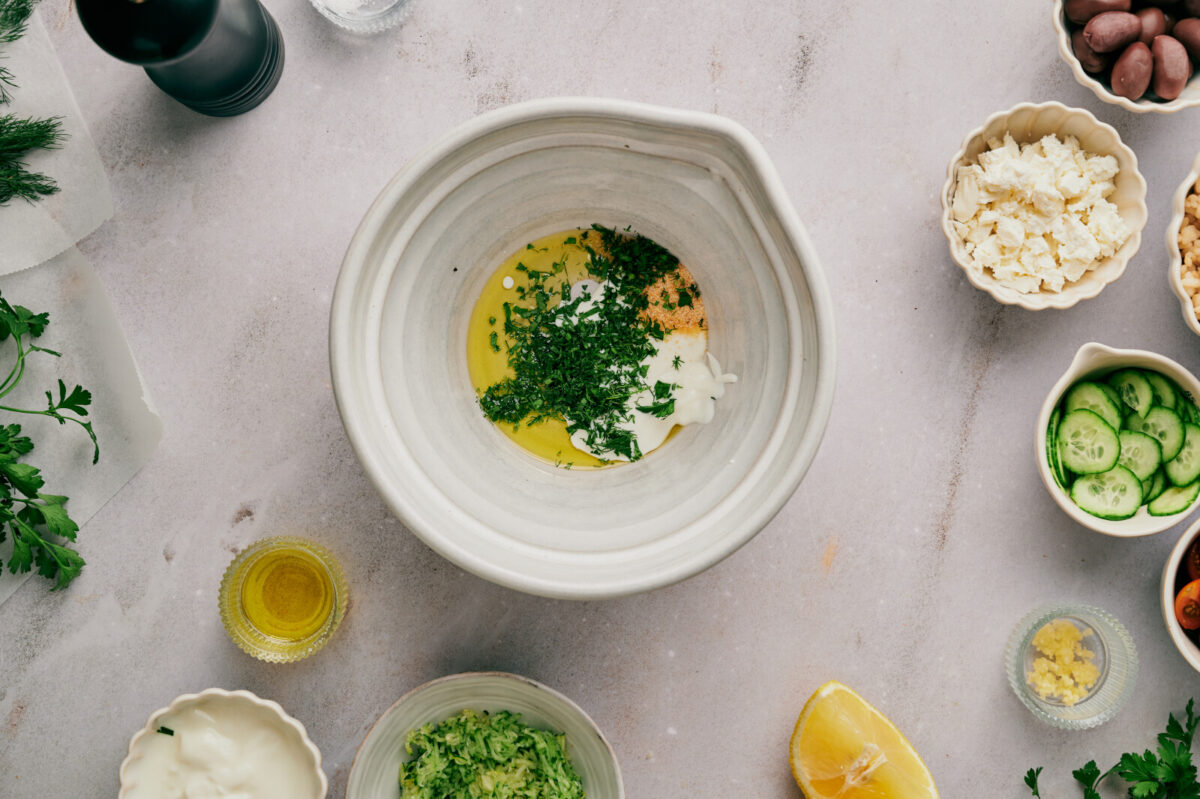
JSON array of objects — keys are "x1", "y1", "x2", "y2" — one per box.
[
  {"x1": 123, "y1": 697, "x2": 322, "y2": 799},
  {"x1": 569, "y1": 328, "x2": 737, "y2": 461}
]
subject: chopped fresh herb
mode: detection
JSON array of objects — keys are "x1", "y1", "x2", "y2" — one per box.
[
  {"x1": 156, "y1": 726, "x2": 174, "y2": 736},
  {"x1": 488, "y1": 331, "x2": 499, "y2": 352},
  {"x1": 0, "y1": 292, "x2": 98, "y2": 589},
  {"x1": 478, "y1": 226, "x2": 683, "y2": 461},
  {"x1": 677, "y1": 288, "x2": 693, "y2": 307},
  {"x1": 1025, "y1": 700, "x2": 1200, "y2": 799},
  {"x1": 399, "y1": 709, "x2": 583, "y2": 799},
  {"x1": 564, "y1": 236, "x2": 577, "y2": 244},
  {"x1": 671, "y1": 355, "x2": 682, "y2": 370},
  {"x1": 488, "y1": 316, "x2": 496, "y2": 325}
]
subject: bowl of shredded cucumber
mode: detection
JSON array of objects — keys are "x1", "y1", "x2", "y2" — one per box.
[
  {"x1": 1037, "y1": 342, "x2": 1200, "y2": 537},
  {"x1": 346, "y1": 671, "x2": 623, "y2": 799}
]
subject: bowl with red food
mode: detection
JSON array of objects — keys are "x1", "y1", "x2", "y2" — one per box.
[
  {"x1": 1054, "y1": 0, "x2": 1200, "y2": 113},
  {"x1": 1161, "y1": 517, "x2": 1200, "y2": 671}
]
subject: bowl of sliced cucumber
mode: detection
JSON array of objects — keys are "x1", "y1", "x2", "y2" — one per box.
[{"x1": 1038, "y1": 342, "x2": 1200, "y2": 537}]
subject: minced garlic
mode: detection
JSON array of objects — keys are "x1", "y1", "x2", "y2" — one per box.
[{"x1": 1026, "y1": 619, "x2": 1100, "y2": 706}]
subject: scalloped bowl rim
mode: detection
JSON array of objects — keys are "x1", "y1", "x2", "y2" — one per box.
[
  {"x1": 1165, "y1": 151, "x2": 1200, "y2": 337},
  {"x1": 1051, "y1": 0, "x2": 1200, "y2": 114},
  {"x1": 347, "y1": 671, "x2": 624, "y2": 799},
  {"x1": 1035, "y1": 342, "x2": 1200, "y2": 537},
  {"x1": 940, "y1": 101, "x2": 1147, "y2": 310},
  {"x1": 1162, "y1": 517, "x2": 1200, "y2": 673},
  {"x1": 117, "y1": 688, "x2": 328, "y2": 798}
]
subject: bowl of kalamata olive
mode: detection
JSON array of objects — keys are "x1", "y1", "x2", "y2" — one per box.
[
  {"x1": 1161, "y1": 517, "x2": 1200, "y2": 673},
  {"x1": 1054, "y1": 0, "x2": 1200, "y2": 113}
]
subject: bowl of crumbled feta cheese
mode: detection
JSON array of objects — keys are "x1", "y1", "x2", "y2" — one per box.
[
  {"x1": 1167, "y1": 152, "x2": 1200, "y2": 338},
  {"x1": 941, "y1": 101, "x2": 1147, "y2": 310}
]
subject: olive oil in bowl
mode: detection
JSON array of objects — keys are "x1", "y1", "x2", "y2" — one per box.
[{"x1": 219, "y1": 537, "x2": 347, "y2": 663}]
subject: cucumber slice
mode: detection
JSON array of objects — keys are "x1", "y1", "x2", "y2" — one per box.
[
  {"x1": 1107, "y1": 369, "x2": 1154, "y2": 418},
  {"x1": 1098, "y1": 382, "x2": 1123, "y2": 411},
  {"x1": 1148, "y1": 480, "x2": 1200, "y2": 516},
  {"x1": 1070, "y1": 465, "x2": 1144, "y2": 520},
  {"x1": 1166, "y1": 423, "x2": 1200, "y2": 487},
  {"x1": 1057, "y1": 409, "x2": 1121, "y2": 475},
  {"x1": 1118, "y1": 430, "x2": 1162, "y2": 481},
  {"x1": 1047, "y1": 407, "x2": 1070, "y2": 489},
  {"x1": 1146, "y1": 468, "x2": 1168, "y2": 504},
  {"x1": 1124, "y1": 406, "x2": 1185, "y2": 462},
  {"x1": 1063, "y1": 381, "x2": 1123, "y2": 430},
  {"x1": 1144, "y1": 371, "x2": 1179, "y2": 409}
]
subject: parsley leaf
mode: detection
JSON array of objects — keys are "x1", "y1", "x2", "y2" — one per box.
[
  {"x1": 1027, "y1": 701, "x2": 1200, "y2": 799},
  {"x1": 0, "y1": 291, "x2": 98, "y2": 588}
]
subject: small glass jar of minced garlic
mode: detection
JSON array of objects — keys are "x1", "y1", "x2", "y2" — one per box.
[
  {"x1": 219, "y1": 537, "x2": 348, "y2": 663},
  {"x1": 1004, "y1": 603, "x2": 1137, "y2": 730}
]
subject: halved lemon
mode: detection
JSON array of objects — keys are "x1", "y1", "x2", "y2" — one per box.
[{"x1": 789, "y1": 681, "x2": 938, "y2": 799}]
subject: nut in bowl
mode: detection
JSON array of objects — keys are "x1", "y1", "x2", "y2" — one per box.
[
  {"x1": 346, "y1": 672, "x2": 623, "y2": 799},
  {"x1": 1162, "y1": 517, "x2": 1200, "y2": 673},
  {"x1": 941, "y1": 102, "x2": 1147, "y2": 310},
  {"x1": 118, "y1": 688, "x2": 327, "y2": 798},
  {"x1": 1054, "y1": 0, "x2": 1200, "y2": 113},
  {"x1": 1037, "y1": 342, "x2": 1200, "y2": 537},
  {"x1": 1166, "y1": 150, "x2": 1200, "y2": 337}
]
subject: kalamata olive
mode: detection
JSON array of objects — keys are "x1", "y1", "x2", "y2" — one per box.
[
  {"x1": 1074, "y1": 29, "x2": 1113, "y2": 71},
  {"x1": 1085, "y1": 11, "x2": 1144, "y2": 52},
  {"x1": 1138, "y1": 7, "x2": 1171, "y2": 43},
  {"x1": 1174, "y1": 17, "x2": 1200, "y2": 60},
  {"x1": 1066, "y1": 0, "x2": 1132, "y2": 24},
  {"x1": 1153, "y1": 34, "x2": 1190, "y2": 98},
  {"x1": 1111, "y1": 40, "x2": 1154, "y2": 97}
]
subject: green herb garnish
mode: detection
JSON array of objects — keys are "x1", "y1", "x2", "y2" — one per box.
[
  {"x1": 1025, "y1": 700, "x2": 1200, "y2": 799},
  {"x1": 0, "y1": 0, "x2": 66, "y2": 204},
  {"x1": 671, "y1": 355, "x2": 682, "y2": 370},
  {"x1": 156, "y1": 726, "x2": 174, "y2": 736},
  {"x1": 399, "y1": 709, "x2": 584, "y2": 799},
  {"x1": 0, "y1": 292, "x2": 98, "y2": 589},
  {"x1": 478, "y1": 225, "x2": 683, "y2": 461}
]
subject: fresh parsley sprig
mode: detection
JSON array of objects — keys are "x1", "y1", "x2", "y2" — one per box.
[
  {"x1": 1026, "y1": 700, "x2": 1200, "y2": 799},
  {"x1": 0, "y1": 292, "x2": 97, "y2": 589}
]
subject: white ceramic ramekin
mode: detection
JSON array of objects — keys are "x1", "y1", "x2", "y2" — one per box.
[
  {"x1": 348, "y1": 672, "x2": 623, "y2": 799},
  {"x1": 118, "y1": 688, "x2": 327, "y2": 798},
  {"x1": 942, "y1": 102, "x2": 1147, "y2": 310},
  {"x1": 1053, "y1": 0, "x2": 1200, "y2": 114},
  {"x1": 1166, "y1": 151, "x2": 1200, "y2": 338},
  {"x1": 1163, "y1": 517, "x2": 1200, "y2": 674},
  {"x1": 1036, "y1": 342, "x2": 1200, "y2": 537},
  {"x1": 330, "y1": 97, "x2": 836, "y2": 599}
]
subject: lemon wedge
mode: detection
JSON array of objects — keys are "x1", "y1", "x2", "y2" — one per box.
[{"x1": 789, "y1": 681, "x2": 938, "y2": 799}]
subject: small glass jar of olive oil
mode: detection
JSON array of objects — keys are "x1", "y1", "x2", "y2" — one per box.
[{"x1": 218, "y1": 537, "x2": 348, "y2": 663}]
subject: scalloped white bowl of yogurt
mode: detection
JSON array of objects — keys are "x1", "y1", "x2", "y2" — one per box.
[
  {"x1": 118, "y1": 688, "x2": 327, "y2": 799},
  {"x1": 330, "y1": 97, "x2": 835, "y2": 599}
]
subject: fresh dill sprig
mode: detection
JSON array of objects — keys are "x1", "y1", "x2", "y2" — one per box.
[
  {"x1": 0, "y1": 0, "x2": 35, "y2": 46},
  {"x1": 0, "y1": 0, "x2": 67, "y2": 207}
]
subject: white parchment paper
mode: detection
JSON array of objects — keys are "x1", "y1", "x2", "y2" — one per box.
[
  {"x1": 0, "y1": 12, "x2": 113, "y2": 274},
  {"x1": 0, "y1": 248, "x2": 162, "y2": 603}
]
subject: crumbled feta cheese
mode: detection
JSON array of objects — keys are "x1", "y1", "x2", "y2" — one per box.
[{"x1": 951, "y1": 133, "x2": 1130, "y2": 294}]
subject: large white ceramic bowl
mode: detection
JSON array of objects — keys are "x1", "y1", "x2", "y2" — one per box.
[
  {"x1": 118, "y1": 688, "x2": 327, "y2": 798},
  {"x1": 1036, "y1": 342, "x2": 1200, "y2": 537},
  {"x1": 941, "y1": 102, "x2": 1147, "y2": 310},
  {"x1": 1162, "y1": 517, "x2": 1200, "y2": 674},
  {"x1": 347, "y1": 672, "x2": 622, "y2": 799},
  {"x1": 330, "y1": 97, "x2": 835, "y2": 599},
  {"x1": 1053, "y1": 0, "x2": 1200, "y2": 114},
  {"x1": 1166, "y1": 151, "x2": 1200, "y2": 338}
]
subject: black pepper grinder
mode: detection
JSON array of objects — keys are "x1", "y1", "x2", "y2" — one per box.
[{"x1": 76, "y1": 0, "x2": 284, "y2": 117}]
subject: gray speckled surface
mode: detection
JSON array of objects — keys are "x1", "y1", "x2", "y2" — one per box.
[{"x1": 5, "y1": 0, "x2": 1200, "y2": 796}]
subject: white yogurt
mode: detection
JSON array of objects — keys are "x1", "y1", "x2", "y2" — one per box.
[
  {"x1": 569, "y1": 328, "x2": 737, "y2": 461},
  {"x1": 123, "y1": 696, "x2": 322, "y2": 799}
]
